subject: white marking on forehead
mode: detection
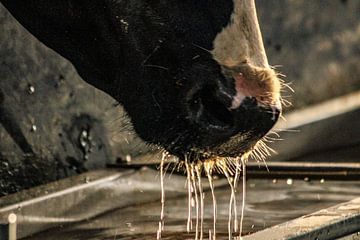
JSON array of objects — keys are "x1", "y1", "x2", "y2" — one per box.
[{"x1": 212, "y1": 0, "x2": 269, "y2": 68}]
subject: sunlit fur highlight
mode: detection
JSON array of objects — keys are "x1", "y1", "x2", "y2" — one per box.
[
  {"x1": 226, "y1": 63, "x2": 282, "y2": 106},
  {"x1": 212, "y1": 0, "x2": 269, "y2": 68}
]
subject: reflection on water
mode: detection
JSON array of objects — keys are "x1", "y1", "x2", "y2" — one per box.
[{"x1": 25, "y1": 178, "x2": 360, "y2": 240}]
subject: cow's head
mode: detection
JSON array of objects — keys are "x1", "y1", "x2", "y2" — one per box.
[
  {"x1": 113, "y1": 0, "x2": 282, "y2": 162},
  {"x1": 3, "y1": 0, "x2": 282, "y2": 165}
]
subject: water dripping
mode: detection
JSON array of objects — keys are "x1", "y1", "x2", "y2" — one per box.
[
  {"x1": 239, "y1": 161, "x2": 247, "y2": 239},
  {"x1": 233, "y1": 161, "x2": 241, "y2": 235},
  {"x1": 191, "y1": 164, "x2": 199, "y2": 240},
  {"x1": 185, "y1": 157, "x2": 193, "y2": 233},
  {"x1": 206, "y1": 169, "x2": 217, "y2": 240},
  {"x1": 195, "y1": 165, "x2": 204, "y2": 240},
  {"x1": 157, "y1": 153, "x2": 166, "y2": 240},
  {"x1": 225, "y1": 170, "x2": 234, "y2": 240}
]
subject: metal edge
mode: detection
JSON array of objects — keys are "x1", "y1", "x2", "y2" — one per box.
[{"x1": 244, "y1": 196, "x2": 360, "y2": 240}]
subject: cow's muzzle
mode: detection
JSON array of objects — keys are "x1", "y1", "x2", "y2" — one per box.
[{"x1": 185, "y1": 65, "x2": 281, "y2": 158}]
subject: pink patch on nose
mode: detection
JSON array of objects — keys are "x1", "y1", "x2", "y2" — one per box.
[{"x1": 230, "y1": 73, "x2": 252, "y2": 109}]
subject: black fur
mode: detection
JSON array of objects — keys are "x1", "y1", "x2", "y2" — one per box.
[{"x1": 1, "y1": 0, "x2": 278, "y2": 161}]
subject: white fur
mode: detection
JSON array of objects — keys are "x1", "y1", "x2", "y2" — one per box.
[{"x1": 212, "y1": 0, "x2": 269, "y2": 69}]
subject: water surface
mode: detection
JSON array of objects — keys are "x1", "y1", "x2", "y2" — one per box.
[{"x1": 24, "y1": 177, "x2": 360, "y2": 239}]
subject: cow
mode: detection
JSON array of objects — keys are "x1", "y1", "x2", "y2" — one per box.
[{"x1": 1, "y1": 0, "x2": 282, "y2": 169}]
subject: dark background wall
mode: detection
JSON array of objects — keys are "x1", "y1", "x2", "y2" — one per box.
[
  {"x1": 1, "y1": 1, "x2": 360, "y2": 195},
  {"x1": 0, "y1": 3, "x2": 121, "y2": 194},
  {"x1": 258, "y1": 0, "x2": 360, "y2": 108}
]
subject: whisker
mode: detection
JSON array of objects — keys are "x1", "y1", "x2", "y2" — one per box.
[
  {"x1": 143, "y1": 64, "x2": 169, "y2": 71},
  {"x1": 192, "y1": 43, "x2": 212, "y2": 53},
  {"x1": 142, "y1": 45, "x2": 160, "y2": 65}
]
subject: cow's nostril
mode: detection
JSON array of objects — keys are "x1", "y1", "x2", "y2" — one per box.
[{"x1": 188, "y1": 86, "x2": 234, "y2": 129}]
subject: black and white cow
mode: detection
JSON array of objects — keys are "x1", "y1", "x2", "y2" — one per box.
[{"x1": 1, "y1": 0, "x2": 281, "y2": 163}]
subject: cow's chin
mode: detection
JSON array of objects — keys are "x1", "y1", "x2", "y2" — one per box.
[
  {"x1": 168, "y1": 134, "x2": 270, "y2": 175},
  {"x1": 163, "y1": 131, "x2": 268, "y2": 170},
  {"x1": 171, "y1": 144, "x2": 255, "y2": 176}
]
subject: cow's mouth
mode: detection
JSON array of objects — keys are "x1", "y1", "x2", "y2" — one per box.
[{"x1": 169, "y1": 77, "x2": 281, "y2": 164}]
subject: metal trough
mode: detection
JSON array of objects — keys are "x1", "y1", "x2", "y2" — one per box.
[{"x1": 0, "y1": 92, "x2": 359, "y2": 239}]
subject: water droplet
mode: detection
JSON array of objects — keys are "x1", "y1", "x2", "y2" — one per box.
[
  {"x1": 28, "y1": 84, "x2": 35, "y2": 94},
  {"x1": 79, "y1": 129, "x2": 92, "y2": 160},
  {"x1": 81, "y1": 130, "x2": 88, "y2": 138},
  {"x1": 119, "y1": 19, "x2": 129, "y2": 33},
  {"x1": 31, "y1": 125, "x2": 37, "y2": 132},
  {"x1": 286, "y1": 178, "x2": 293, "y2": 185}
]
